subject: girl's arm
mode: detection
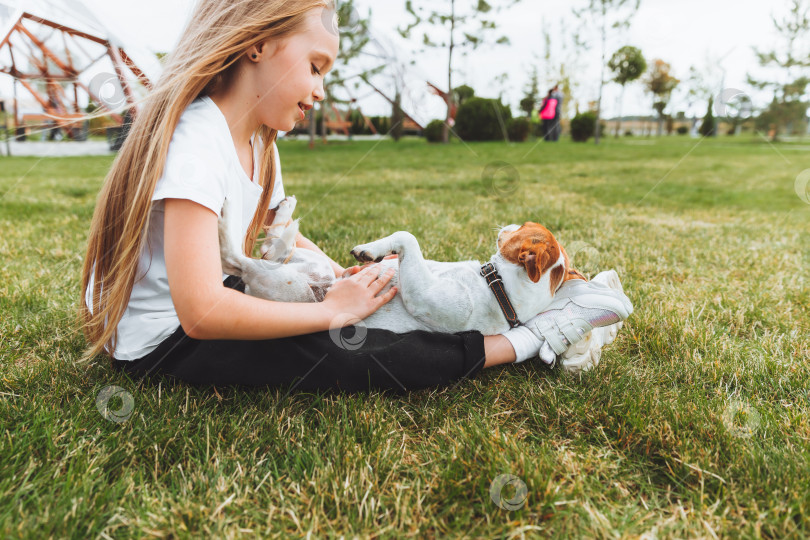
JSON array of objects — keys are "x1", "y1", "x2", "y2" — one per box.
[{"x1": 164, "y1": 199, "x2": 397, "y2": 341}]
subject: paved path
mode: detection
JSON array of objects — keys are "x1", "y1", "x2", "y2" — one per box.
[
  {"x1": 1, "y1": 135, "x2": 387, "y2": 157},
  {"x1": 3, "y1": 141, "x2": 113, "y2": 157}
]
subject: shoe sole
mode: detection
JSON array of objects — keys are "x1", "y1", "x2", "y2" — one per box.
[
  {"x1": 557, "y1": 270, "x2": 630, "y2": 373},
  {"x1": 551, "y1": 273, "x2": 633, "y2": 319}
]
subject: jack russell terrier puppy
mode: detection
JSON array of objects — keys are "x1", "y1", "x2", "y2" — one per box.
[{"x1": 219, "y1": 195, "x2": 628, "y2": 368}]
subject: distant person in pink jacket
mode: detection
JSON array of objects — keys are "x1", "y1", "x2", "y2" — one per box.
[
  {"x1": 550, "y1": 85, "x2": 564, "y2": 141},
  {"x1": 539, "y1": 88, "x2": 558, "y2": 141}
]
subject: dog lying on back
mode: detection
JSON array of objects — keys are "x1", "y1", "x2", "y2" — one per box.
[{"x1": 219, "y1": 195, "x2": 586, "y2": 335}]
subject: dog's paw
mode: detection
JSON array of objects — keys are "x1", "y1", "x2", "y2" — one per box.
[
  {"x1": 350, "y1": 246, "x2": 384, "y2": 263},
  {"x1": 278, "y1": 195, "x2": 296, "y2": 206},
  {"x1": 273, "y1": 195, "x2": 297, "y2": 215}
]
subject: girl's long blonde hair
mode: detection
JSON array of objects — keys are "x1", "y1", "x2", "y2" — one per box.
[{"x1": 80, "y1": 0, "x2": 334, "y2": 360}]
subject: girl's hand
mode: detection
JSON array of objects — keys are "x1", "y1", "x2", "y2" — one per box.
[{"x1": 323, "y1": 264, "x2": 397, "y2": 324}]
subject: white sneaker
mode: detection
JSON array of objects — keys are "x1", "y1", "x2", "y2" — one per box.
[{"x1": 526, "y1": 270, "x2": 633, "y2": 371}]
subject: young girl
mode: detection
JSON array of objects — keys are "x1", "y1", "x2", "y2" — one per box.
[{"x1": 81, "y1": 0, "x2": 631, "y2": 391}]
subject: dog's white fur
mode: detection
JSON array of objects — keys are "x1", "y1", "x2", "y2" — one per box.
[
  {"x1": 218, "y1": 195, "x2": 565, "y2": 335},
  {"x1": 219, "y1": 195, "x2": 335, "y2": 303}
]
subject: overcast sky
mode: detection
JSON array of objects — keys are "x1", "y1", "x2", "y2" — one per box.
[{"x1": 1, "y1": 0, "x2": 799, "y2": 120}]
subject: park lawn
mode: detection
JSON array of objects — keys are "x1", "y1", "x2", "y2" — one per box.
[{"x1": 0, "y1": 134, "x2": 808, "y2": 538}]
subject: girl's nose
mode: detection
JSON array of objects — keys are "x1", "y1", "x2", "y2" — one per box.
[{"x1": 313, "y1": 82, "x2": 325, "y2": 102}]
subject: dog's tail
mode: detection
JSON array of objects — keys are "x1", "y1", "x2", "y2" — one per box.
[{"x1": 218, "y1": 195, "x2": 251, "y2": 277}]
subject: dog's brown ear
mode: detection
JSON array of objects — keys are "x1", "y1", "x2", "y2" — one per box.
[
  {"x1": 549, "y1": 265, "x2": 565, "y2": 294},
  {"x1": 518, "y1": 242, "x2": 554, "y2": 283}
]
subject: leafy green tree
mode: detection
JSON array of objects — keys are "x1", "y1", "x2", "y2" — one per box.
[
  {"x1": 755, "y1": 81, "x2": 809, "y2": 137},
  {"x1": 645, "y1": 59, "x2": 679, "y2": 136},
  {"x1": 399, "y1": 0, "x2": 521, "y2": 143},
  {"x1": 608, "y1": 45, "x2": 646, "y2": 136},
  {"x1": 572, "y1": 0, "x2": 641, "y2": 145},
  {"x1": 747, "y1": 0, "x2": 810, "y2": 140}
]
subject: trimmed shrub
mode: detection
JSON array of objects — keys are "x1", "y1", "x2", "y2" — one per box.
[
  {"x1": 507, "y1": 117, "x2": 531, "y2": 142},
  {"x1": 424, "y1": 119, "x2": 445, "y2": 143},
  {"x1": 570, "y1": 111, "x2": 597, "y2": 142},
  {"x1": 455, "y1": 97, "x2": 512, "y2": 141},
  {"x1": 454, "y1": 85, "x2": 475, "y2": 106},
  {"x1": 676, "y1": 125, "x2": 689, "y2": 135}
]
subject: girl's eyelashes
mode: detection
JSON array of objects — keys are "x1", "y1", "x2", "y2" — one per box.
[{"x1": 311, "y1": 64, "x2": 321, "y2": 75}]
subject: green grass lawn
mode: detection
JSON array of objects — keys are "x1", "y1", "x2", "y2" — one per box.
[{"x1": 1, "y1": 135, "x2": 808, "y2": 537}]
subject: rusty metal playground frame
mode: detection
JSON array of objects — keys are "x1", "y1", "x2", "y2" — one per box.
[{"x1": 0, "y1": 9, "x2": 151, "y2": 139}]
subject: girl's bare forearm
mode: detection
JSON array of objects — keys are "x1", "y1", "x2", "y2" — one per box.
[{"x1": 181, "y1": 287, "x2": 341, "y2": 340}]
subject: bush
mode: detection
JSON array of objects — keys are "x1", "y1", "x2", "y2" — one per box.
[
  {"x1": 349, "y1": 110, "x2": 368, "y2": 135},
  {"x1": 624, "y1": 130, "x2": 634, "y2": 137},
  {"x1": 369, "y1": 116, "x2": 391, "y2": 134},
  {"x1": 531, "y1": 117, "x2": 544, "y2": 138},
  {"x1": 507, "y1": 117, "x2": 531, "y2": 142},
  {"x1": 454, "y1": 85, "x2": 475, "y2": 106},
  {"x1": 676, "y1": 125, "x2": 689, "y2": 135},
  {"x1": 424, "y1": 119, "x2": 445, "y2": 143},
  {"x1": 570, "y1": 111, "x2": 597, "y2": 142},
  {"x1": 455, "y1": 97, "x2": 512, "y2": 141}
]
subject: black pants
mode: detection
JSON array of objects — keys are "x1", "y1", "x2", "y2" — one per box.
[
  {"x1": 111, "y1": 276, "x2": 486, "y2": 393},
  {"x1": 542, "y1": 119, "x2": 554, "y2": 141}
]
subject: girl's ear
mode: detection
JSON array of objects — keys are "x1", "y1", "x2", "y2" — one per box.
[
  {"x1": 248, "y1": 40, "x2": 279, "y2": 62},
  {"x1": 247, "y1": 44, "x2": 261, "y2": 62}
]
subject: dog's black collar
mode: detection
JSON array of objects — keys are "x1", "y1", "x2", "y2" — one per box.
[{"x1": 480, "y1": 262, "x2": 522, "y2": 329}]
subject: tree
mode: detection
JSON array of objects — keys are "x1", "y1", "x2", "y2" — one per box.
[
  {"x1": 747, "y1": 0, "x2": 810, "y2": 140},
  {"x1": 684, "y1": 64, "x2": 716, "y2": 123},
  {"x1": 572, "y1": 0, "x2": 641, "y2": 145},
  {"x1": 645, "y1": 59, "x2": 679, "y2": 136},
  {"x1": 699, "y1": 96, "x2": 716, "y2": 137},
  {"x1": 608, "y1": 45, "x2": 646, "y2": 137},
  {"x1": 531, "y1": 24, "x2": 584, "y2": 138},
  {"x1": 519, "y1": 66, "x2": 540, "y2": 118},
  {"x1": 755, "y1": 82, "x2": 809, "y2": 138},
  {"x1": 399, "y1": 0, "x2": 520, "y2": 143},
  {"x1": 315, "y1": 0, "x2": 381, "y2": 147},
  {"x1": 717, "y1": 89, "x2": 754, "y2": 135},
  {"x1": 391, "y1": 91, "x2": 405, "y2": 141},
  {"x1": 357, "y1": 34, "x2": 415, "y2": 143}
]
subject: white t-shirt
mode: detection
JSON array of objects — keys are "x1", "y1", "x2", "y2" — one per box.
[{"x1": 109, "y1": 96, "x2": 285, "y2": 360}]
